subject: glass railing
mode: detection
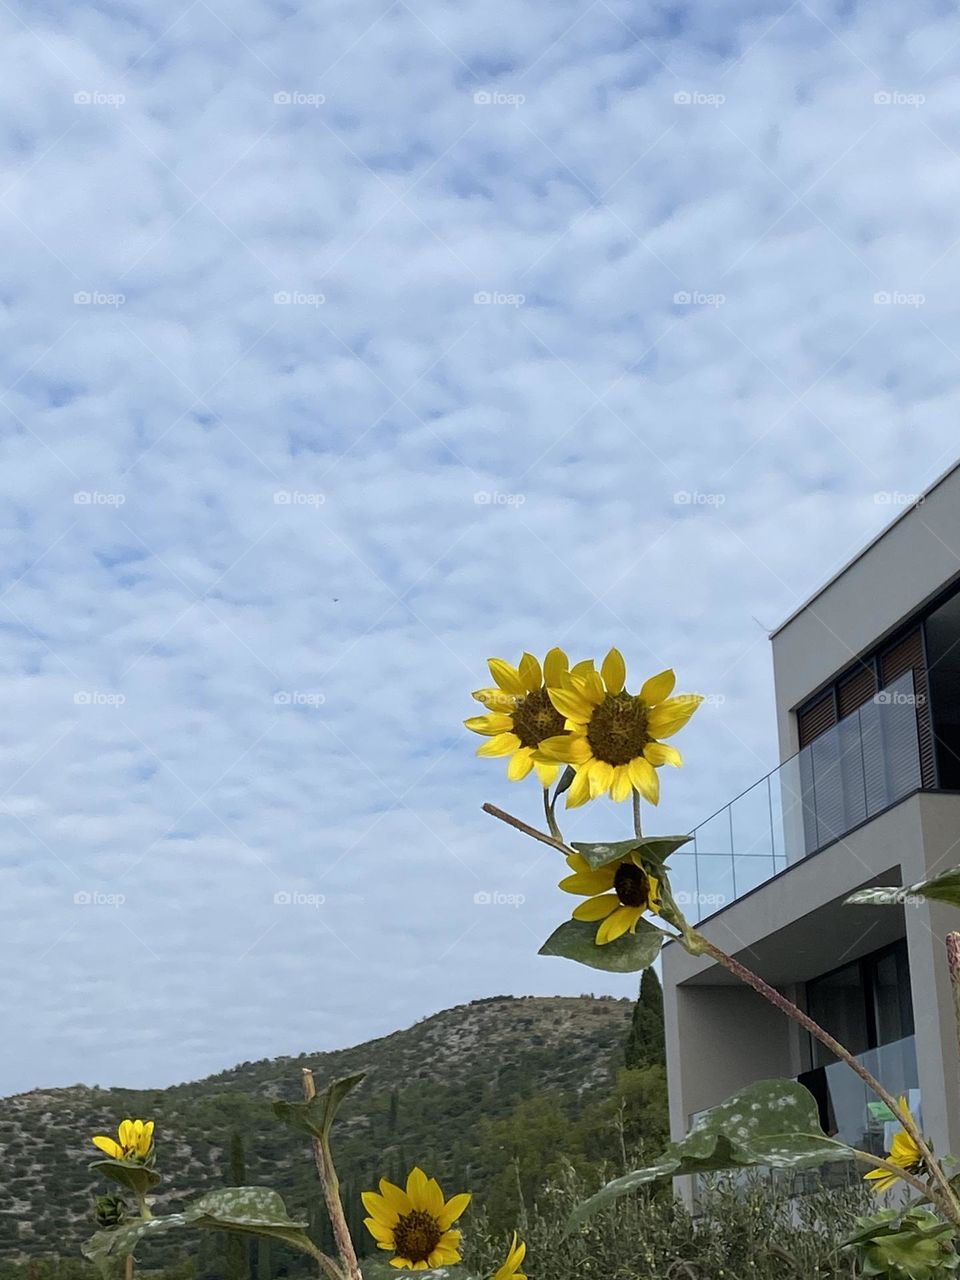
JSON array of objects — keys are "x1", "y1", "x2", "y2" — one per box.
[{"x1": 672, "y1": 671, "x2": 924, "y2": 923}]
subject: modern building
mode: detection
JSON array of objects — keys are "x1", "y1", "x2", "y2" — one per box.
[{"x1": 661, "y1": 460, "x2": 960, "y2": 1177}]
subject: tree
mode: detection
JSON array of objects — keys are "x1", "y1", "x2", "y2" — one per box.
[
  {"x1": 224, "y1": 1133, "x2": 250, "y2": 1280},
  {"x1": 624, "y1": 969, "x2": 665, "y2": 1069}
]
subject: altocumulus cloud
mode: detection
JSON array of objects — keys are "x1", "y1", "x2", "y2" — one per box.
[{"x1": 0, "y1": 0, "x2": 959, "y2": 1091}]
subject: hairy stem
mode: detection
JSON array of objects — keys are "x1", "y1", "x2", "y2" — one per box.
[
  {"x1": 632, "y1": 789, "x2": 642, "y2": 838},
  {"x1": 482, "y1": 802, "x2": 574, "y2": 856},
  {"x1": 693, "y1": 933, "x2": 960, "y2": 1226},
  {"x1": 543, "y1": 786, "x2": 563, "y2": 842},
  {"x1": 850, "y1": 1149, "x2": 938, "y2": 1203},
  {"x1": 302, "y1": 1069, "x2": 362, "y2": 1280}
]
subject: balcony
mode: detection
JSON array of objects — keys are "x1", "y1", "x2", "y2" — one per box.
[{"x1": 673, "y1": 670, "x2": 925, "y2": 924}]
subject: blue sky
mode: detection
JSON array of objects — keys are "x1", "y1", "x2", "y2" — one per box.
[{"x1": 2, "y1": 0, "x2": 960, "y2": 1094}]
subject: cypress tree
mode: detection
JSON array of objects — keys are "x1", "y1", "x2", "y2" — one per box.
[
  {"x1": 624, "y1": 968, "x2": 665, "y2": 1068},
  {"x1": 224, "y1": 1133, "x2": 250, "y2": 1280}
]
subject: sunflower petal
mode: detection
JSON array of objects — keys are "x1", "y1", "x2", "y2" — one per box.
[
  {"x1": 647, "y1": 694, "x2": 704, "y2": 737},
  {"x1": 601, "y1": 648, "x2": 626, "y2": 694},
  {"x1": 406, "y1": 1167, "x2": 429, "y2": 1207},
  {"x1": 464, "y1": 713, "x2": 514, "y2": 736},
  {"x1": 537, "y1": 733, "x2": 591, "y2": 764},
  {"x1": 92, "y1": 1136, "x2": 123, "y2": 1160},
  {"x1": 565, "y1": 767, "x2": 593, "y2": 808},
  {"x1": 518, "y1": 652, "x2": 542, "y2": 692},
  {"x1": 476, "y1": 732, "x2": 521, "y2": 758},
  {"x1": 570, "y1": 659, "x2": 595, "y2": 679},
  {"x1": 378, "y1": 1179, "x2": 409, "y2": 1214},
  {"x1": 640, "y1": 669, "x2": 676, "y2": 705},
  {"x1": 533, "y1": 759, "x2": 560, "y2": 787},
  {"x1": 628, "y1": 756, "x2": 660, "y2": 804},
  {"x1": 437, "y1": 1191, "x2": 471, "y2": 1229},
  {"x1": 472, "y1": 687, "x2": 517, "y2": 711},
  {"x1": 597, "y1": 905, "x2": 643, "y2": 944},
  {"x1": 610, "y1": 764, "x2": 633, "y2": 803},
  {"x1": 587, "y1": 760, "x2": 614, "y2": 797},
  {"x1": 572, "y1": 894, "x2": 620, "y2": 921},
  {"x1": 572, "y1": 668, "x2": 605, "y2": 705},
  {"x1": 559, "y1": 869, "x2": 617, "y2": 895},
  {"x1": 542, "y1": 647, "x2": 569, "y2": 687},
  {"x1": 487, "y1": 658, "x2": 527, "y2": 696},
  {"x1": 506, "y1": 747, "x2": 535, "y2": 781},
  {"x1": 364, "y1": 1218, "x2": 394, "y2": 1245},
  {"x1": 547, "y1": 688, "x2": 593, "y2": 721},
  {"x1": 644, "y1": 741, "x2": 682, "y2": 767}
]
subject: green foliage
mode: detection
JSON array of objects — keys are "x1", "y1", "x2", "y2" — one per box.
[
  {"x1": 624, "y1": 970, "x2": 665, "y2": 1070},
  {"x1": 846, "y1": 867, "x2": 960, "y2": 910},
  {"x1": 272, "y1": 1072, "x2": 366, "y2": 1143},
  {"x1": 569, "y1": 1078, "x2": 855, "y2": 1230},
  {"x1": 464, "y1": 1161, "x2": 871, "y2": 1280},
  {"x1": 539, "y1": 918, "x2": 662, "y2": 972},
  {"x1": 845, "y1": 1207, "x2": 960, "y2": 1278}
]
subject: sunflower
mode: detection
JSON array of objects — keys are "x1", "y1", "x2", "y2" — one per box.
[
  {"x1": 560, "y1": 850, "x2": 662, "y2": 944},
  {"x1": 465, "y1": 649, "x2": 581, "y2": 786},
  {"x1": 92, "y1": 1119, "x2": 155, "y2": 1162},
  {"x1": 864, "y1": 1099, "x2": 925, "y2": 1192},
  {"x1": 539, "y1": 648, "x2": 702, "y2": 807},
  {"x1": 493, "y1": 1232, "x2": 527, "y2": 1280},
  {"x1": 362, "y1": 1167, "x2": 471, "y2": 1270}
]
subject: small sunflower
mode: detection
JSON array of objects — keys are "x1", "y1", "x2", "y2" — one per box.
[
  {"x1": 362, "y1": 1167, "x2": 471, "y2": 1270},
  {"x1": 92, "y1": 1119, "x2": 155, "y2": 1162},
  {"x1": 465, "y1": 649, "x2": 578, "y2": 786},
  {"x1": 560, "y1": 850, "x2": 662, "y2": 944},
  {"x1": 864, "y1": 1099, "x2": 925, "y2": 1192},
  {"x1": 493, "y1": 1232, "x2": 527, "y2": 1280},
  {"x1": 539, "y1": 648, "x2": 702, "y2": 807}
]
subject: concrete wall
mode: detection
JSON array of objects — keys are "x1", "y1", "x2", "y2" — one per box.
[
  {"x1": 662, "y1": 791, "x2": 960, "y2": 1159},
  {"x1": 771, "y1": 464, "x2": 960, "y2": 757}
]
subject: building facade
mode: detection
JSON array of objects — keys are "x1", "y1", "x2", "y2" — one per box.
[{"x1": 661, "y1": 461, "x2": 960, "y2": 1172}]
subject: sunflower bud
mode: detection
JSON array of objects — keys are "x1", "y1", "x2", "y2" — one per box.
[{"x1": 95, "y1": 1194, "x2": 128, "y2": 1228}]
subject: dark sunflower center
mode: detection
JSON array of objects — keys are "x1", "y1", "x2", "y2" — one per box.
[
  {"x1": 393, "y1": 1210, "x2": 442, "y2": 1264},
  {"x1": 614, "y1": 862, "x2": 651, "y2": 909},
  {"x1": 511, "y1": 688, "x2": 566, "y2": 749},
  {"x1": 586, "y1": 692, "x2": 650, "y2": 766}
]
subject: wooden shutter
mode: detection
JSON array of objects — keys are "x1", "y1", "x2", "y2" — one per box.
[
  {"x1": 838, "y1": 664, "x2": 877, "y2": 718},
  {"x1": 798, "y1": 691, "x2": 837, "y2": 748},
  {"x1": 880, "y1": 627, "x2": 936, "y2": 788}
]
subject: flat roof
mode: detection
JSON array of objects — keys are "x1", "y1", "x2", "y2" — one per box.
[{"x1": 770, "y1": 456, "x2": 960, "y2": 638}]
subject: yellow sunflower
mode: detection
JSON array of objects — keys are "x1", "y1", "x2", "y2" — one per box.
[
  {"x1": 864, "y1": 1099, "x2": 925, "y2": 1192},
  {"x1": 494, "y1": 1232, "x2": 527, "y2": 1280},
  {"x1": 465, "y1": 648, "x2": 583, "y2": 786},
  {"x1": 560, "y1": 850, "x2": 662, "y2": 944},
  {"x1": 539, "y1": 648, "x2": 702, "y2": 807},
  {"x1": 92, "y1": 1118, "x2": 155, "y2": 1162},
  {"x1": 362, "y1": 1167, "x2": 471, "y2": 1270}
]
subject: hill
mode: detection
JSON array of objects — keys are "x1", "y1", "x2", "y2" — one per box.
[{"x1": 0, "y1": 995, "x2": 636, "y2": 1269}]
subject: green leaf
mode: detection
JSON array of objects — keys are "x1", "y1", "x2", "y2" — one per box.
[
  {"x1": 571, "y1": 835, "x2": 691, "y2": 871},
  {"x1": 566, "y1": 1078, "x2": 854, "y2": 1231},
  {"x1": 846, "y1": 866, "x2": 960, "y2": 910},
  {"x1": 89, "y1": 1159, "x2": 162, "y2": 1195},
  {"x1": 83, "y1": 1215, "x2": 188, "y2": 1275},
  {"x1": 539, "y1": 917, "x2": 662, "y2": 972},
  {"x1": 185, "y1": 1187, "x2": 321, "y2": 1260},
  {"x1": 273, "y1": 1071, "x2": 367, "y2": 1143}
]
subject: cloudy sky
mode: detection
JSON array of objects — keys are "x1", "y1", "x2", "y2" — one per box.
[{"x1": 2, "y1": 0, "x2": 960, "y2": 1095}]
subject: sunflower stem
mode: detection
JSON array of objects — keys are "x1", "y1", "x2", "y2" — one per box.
[
  {"x1": 482, "y1": 802, "x2": 575, "y2": 856},
  {"x1": 632, "y1": 789, "x2": 642, "y2": 838},
  {"x1": 946, "y1": 933, "x2": 960, "y2": 1065},
  {"x1": 301, "y1": 1069, "x2": 362, "y2": 1280},
  {"x1": 543, "y1": 786, "x2": 563, "y2": 842},
  {"x1": 691, "y1": 932, "x2": 960, "y2": 1227},
  {"x1": 848, "y1": 1147, "x2": 939, "y2": 1203}
]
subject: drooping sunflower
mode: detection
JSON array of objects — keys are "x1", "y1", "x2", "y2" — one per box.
[
  {"x1": 362, "y1": 1167, "x2": 471, "y2": 1270},
  {"x1": 864, "y1": 1099, "x2": 925, "y2": 1192},
  {"x1": 560, "y1": 850, "x2": 662, "y2": 944},
  {"x1": 465, "y1": 648, "x2": 580, "y2": 786},
  {"x1": 539, "y1": 648, "x2": 703, "y2": 807},
  {"x1": 493, "y1": 1232, "x2": 527, "y2": 1280},
  {"x1": 92, "y1": 1118, "x2": 155, "y2": 1162}
]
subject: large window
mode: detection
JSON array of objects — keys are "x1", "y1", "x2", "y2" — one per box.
[
  {"x1": 805, "y1": 940, "x2": 914, "y2": 1068},
  {"x1": 926, "y1": 591, "x2": 960, "y2": 790}
]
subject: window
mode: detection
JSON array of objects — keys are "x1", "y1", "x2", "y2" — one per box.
[{"x1": 805, "y1": 940, "x2": 914, "y2": 1069}]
